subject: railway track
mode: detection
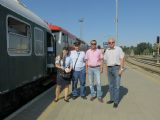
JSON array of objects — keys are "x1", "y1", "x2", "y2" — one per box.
[
  {"x1": 126, "y1": 56, "x2": 160, "y2": 75},
  {"x1": 131, "y1": 56, "x2": 160, "y2": 68}
]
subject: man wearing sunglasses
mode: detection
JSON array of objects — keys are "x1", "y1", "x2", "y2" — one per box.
[
  {"x1": 85, "y1": 40, "x2": 104, "y2": 103},
  {"x1": 104, "y1": 37, "x2": 125, "y2": 108}
]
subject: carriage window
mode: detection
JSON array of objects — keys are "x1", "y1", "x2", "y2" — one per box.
[
  {"x1": 68, "y1": 37, "x2": 73, "y2": 45},
  {"x1": 7, "y1": 16, "x2": 31, "y2": 56},
  {"x1": 62, "y1": 33, "x2": 67, "y2": 43},
  {"x1": 34, "y1": 27, "x2": 44, "y2": 56}
]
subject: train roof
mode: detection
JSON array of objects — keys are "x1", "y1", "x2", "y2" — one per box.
[
  {"x1": 48, "y1": 23, "x2": 77, "y2": 40},
  {"x1": 48, "y1": 23, "x2": 88, "y2": 45},
  {"x1": 0, "y1": 0, "x2": 49, "y2": 30}
]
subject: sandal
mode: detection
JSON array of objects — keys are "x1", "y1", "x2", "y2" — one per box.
[
  {"x1": 64, "y1": 98, "x2": 69, "y2": 102},
  {"x1": 54, "y1": 99, "x2": 59, "y2": 102}
]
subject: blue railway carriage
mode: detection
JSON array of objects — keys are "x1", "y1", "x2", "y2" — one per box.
[{"x1": 0, "y1": 0, "x2": 55, "y2": 118}]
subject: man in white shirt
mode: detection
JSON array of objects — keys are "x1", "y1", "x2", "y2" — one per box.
[
  {"x1": 104, "y1": 37, "x2": 125, "y2": 108},
  {"x1": 70, "y1": 41, "x2": 87, "y2": 99}
]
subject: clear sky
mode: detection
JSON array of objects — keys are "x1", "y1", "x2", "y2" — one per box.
[{"x1": 21, "y1": 0, "x2": 160, "y2": 47}]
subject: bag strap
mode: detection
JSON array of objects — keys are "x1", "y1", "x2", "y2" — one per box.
[
  {"x1": 73, "y1": 52, "x2": 80, "y2": 70},
  {"x1": 62, "y1": 56, "x2": 66, "y2": 68}
]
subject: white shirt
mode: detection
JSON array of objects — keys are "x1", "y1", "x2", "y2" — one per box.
[
  {"x1": 104, "y1": 46, "x2": 124, "y2": 66},
  {"x1": 55, "y1": 55, "x2": 72, "y2": 69},
  {"x1": 70, "y1": 50, "x2": 85, "y2": 71}
]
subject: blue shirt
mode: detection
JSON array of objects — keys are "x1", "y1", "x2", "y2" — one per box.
[{"x1": 70, "y1": 50, "x2": 85, "y2": 71}]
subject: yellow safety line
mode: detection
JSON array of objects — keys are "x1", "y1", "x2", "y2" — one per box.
[
  {"x1": 37, "y1": 87, "x2": 70, "y2": 120},
  {"x1": 37, "y1": 100, "x2": 58, "y2": 120}
]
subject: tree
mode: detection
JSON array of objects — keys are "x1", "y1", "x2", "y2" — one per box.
[{"x1": 134, "y1": 42, "x2": 152, "y2": 55}]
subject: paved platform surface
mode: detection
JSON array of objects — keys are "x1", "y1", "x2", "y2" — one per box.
[{"x1": 5, "y1": 63, "x2": 160, "y2": 120}]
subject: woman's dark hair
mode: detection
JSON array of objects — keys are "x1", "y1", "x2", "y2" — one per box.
[{"x1": 60, "y1": 47, "x2": 69, "y2": 59}]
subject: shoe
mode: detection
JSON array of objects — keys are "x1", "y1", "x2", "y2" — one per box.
[
  {"x1": 107, "y1": 100, "x2": 114, "y2": 104},
  {"x1": 81, "y1": 96, "x2": 87, "y2": 100},
  {"x1": 113, "y1": 103, "x2": 118, "y2": 108},
  {"x1": 54, "y1": 99, "x2": 59, "y2": 102},
  {"x1": 72, "y1": 96, "x2": 78, "y2": 100},
  {"x1": 90, "y1": 96, "x2": 96, "y2": 101},
  {"x1": 64, "y1": 98, "x2": 69, "y2": 102},
  {"x1": 98, "y1": 98, "x2": 104, "y2": 103}
]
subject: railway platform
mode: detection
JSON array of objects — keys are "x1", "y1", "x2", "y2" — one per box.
[{"x1": 4, "y1": 63, "x2": 160, "y2": 120}]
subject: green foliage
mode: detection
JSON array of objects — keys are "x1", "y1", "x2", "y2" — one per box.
[
  {"x1": 121, "y1": 42, "x2": 153, "y2": 55},
  {"x1": 135, "y1": 42, "x2": 152, "y2": 55}
]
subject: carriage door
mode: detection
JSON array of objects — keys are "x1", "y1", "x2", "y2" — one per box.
[{"x1": 46, "y1": 33, "x2": 56, "y2": 74}]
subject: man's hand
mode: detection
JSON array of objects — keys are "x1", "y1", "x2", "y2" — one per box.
[{"x1": 118, "y1": 68, "x2": 124, "y2": 76}]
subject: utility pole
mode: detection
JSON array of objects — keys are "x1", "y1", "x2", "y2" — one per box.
[
  {"x1": 157, "y1": 36, "x2": 160, "y2": 64},
  {"x1": 115, "y1": 0, "x2": 118, "y2": 45}
]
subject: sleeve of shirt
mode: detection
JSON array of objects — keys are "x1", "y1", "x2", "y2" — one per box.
[
  {"x1": 84, "y1": 50, "x2": 88, "y2": 60},
  {"x1": 81, "y1": 51, "x2": 86, "y2": 61},
  {"x1": 103, "y1": 50, "x2": 108, "y2": 64},
  {"x1": 55, "y1": 55, "x2": 60, "y2": 64},
  {"x1": 119, "y1": 48, "x2": 125, "y2": 59},
  {"x1": 100, "y1": 50, "x2": 103, "y2": 59}
]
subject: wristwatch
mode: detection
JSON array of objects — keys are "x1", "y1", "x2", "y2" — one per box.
[{"x1": 120, "y1": 68, "x2": 124, "y2": 71}]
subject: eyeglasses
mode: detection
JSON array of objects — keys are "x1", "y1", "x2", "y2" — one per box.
[
  {"x1": 91, "y1": 43, "x2": 96, "y2": 45},
  {"x1": 108, "y1": 42, "x2": 115, "y2": 44}
]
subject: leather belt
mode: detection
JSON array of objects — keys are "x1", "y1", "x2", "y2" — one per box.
[
  {"x1": 88, "y1": 65, "x2": 100, "y2": 68},
  {"x1": 108, "y1": 65, "x2": 120, "y2": 67}
]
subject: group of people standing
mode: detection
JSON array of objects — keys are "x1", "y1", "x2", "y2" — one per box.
[{"x1": 54, "y1": 37, "x2": 125, "y2": 108}]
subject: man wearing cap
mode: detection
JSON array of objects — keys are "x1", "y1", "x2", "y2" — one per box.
[{"x1": 70, "y1": 41, "x2": 87, "y2": 99}]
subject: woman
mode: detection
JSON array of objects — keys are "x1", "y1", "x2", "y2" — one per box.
[{"x1": 54, "y1": 47, "x2": 72, "y2": 102}]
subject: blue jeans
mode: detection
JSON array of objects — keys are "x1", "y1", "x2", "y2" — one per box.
[
  {"x1": 88, "y1": 67, "x2": 102, "y2": 98},
  {"x1": 108, "y1": 66, "x2": 121, "y2": 104},
  {"x1": 72, "y1": 67, "x2": 86, "y2": 96}
]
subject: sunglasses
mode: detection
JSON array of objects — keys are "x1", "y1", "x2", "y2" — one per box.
[
  {"x1": 91, "y1": 43, "x2": 96, "y2": 45},
  {"x1": 108, "y1": 42, "x2": 115, "y2": 44}
]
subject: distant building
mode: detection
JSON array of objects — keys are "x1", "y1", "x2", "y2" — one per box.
[{"x1": 103, "y1": 42, "x2": 108, "y2": 49}]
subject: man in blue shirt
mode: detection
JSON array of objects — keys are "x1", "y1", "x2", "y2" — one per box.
[{"x1": 70, "y1": 41, "x2": 87, "y2": 99}]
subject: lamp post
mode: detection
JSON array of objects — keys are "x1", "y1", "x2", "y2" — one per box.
[
  {"x1": 115, "y1": 0, "x2": 118, "y2": 44},
  {"x1": 157, "y1": 45, "x2": 160, "y2": 64},
  {"x1": 156, "y1": 36, "x2": 160, "y2": 64},
  {"x1": 78, "y1": 18, "x2": 84, "y2": 40}
]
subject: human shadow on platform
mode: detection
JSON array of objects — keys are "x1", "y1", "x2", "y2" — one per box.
[
  {"x1": 119, "y1": 86, "x2": 128, "y2": 103},
  {"x1": 83, "y1": 85, "x2": 109, "y2": 98},
  {"x1": 101, "y1": 85, "x2": 109, "y2": 98},
  {"x1": 101, "y1": 85, "x2": 128, "y2": 103},
  {"x1": 75, "y1": 85, "x2": 106, "y2": 97},
  {"x1": 73, "y1": 86, "x2": 90, "y2": 97},
  {"x1": 76, "y1": 85, "x2": 128, "y2": 103}
]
